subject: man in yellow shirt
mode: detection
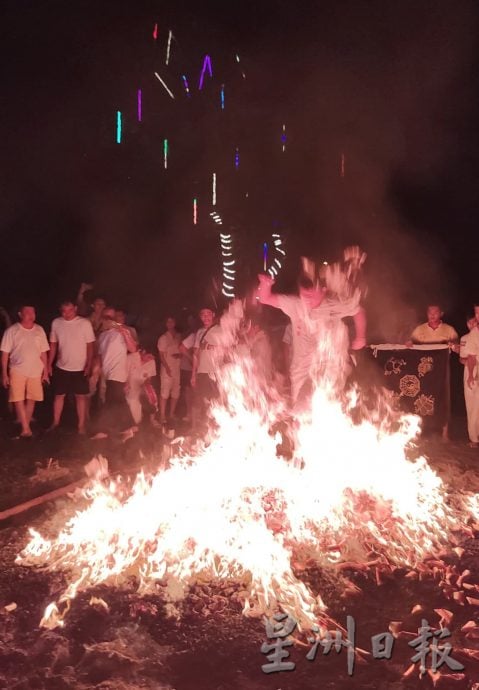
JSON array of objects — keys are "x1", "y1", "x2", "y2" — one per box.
[
  {"x1": 408, "y1": 304, "x2": 458, "y2": 442},
  {"x1": 410, "y1": 305, "x2": 458, "y2": 345}
]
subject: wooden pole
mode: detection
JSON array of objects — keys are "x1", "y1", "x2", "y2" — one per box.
[
  {"x1": 0, "y1": 479, "x2": 86, "y2": 522},
  {"x1": 0, "y1": 457, "x2": 161, "y2": 523}
]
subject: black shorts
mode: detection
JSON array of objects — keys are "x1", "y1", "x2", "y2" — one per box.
[
  {"x1": 53, "y1": 367, "x2": 89, "y2": 396},
  {"x1": 195, "y1": 372, "x2": 218, "y2": 402}
]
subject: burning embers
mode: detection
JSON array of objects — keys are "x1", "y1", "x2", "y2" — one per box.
[{"x1": 16, "y1": 307, "x2": 478, "y2": 632}]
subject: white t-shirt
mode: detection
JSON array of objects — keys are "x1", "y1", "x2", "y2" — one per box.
[
  {"x1": 50, "y1": 316, "x2": 95, "y2": 372},
  {"x1": 181, "y1": 332, "x2": 196, "y2": 372},
  {"x1": 282, "y1": 322, "x2": 293, "y2": 346},
  {"x1": 462, "y1": 327, "x2": 479, "y2": 357},
  {"x1": 1, "y1": 323, "x2": 49, "y2": 377},
  {"x1": 461, "y1": 328, "x2": 479, "y2": 381},
  {"x1": 276, "y1": 294, "x2": 359, "y2": 398},
  {"x1": 98, "y1": 329, "x2": 129, "y2": 383},
  {"x1": 194, "y1": 325, "x2": 222, "y2": 375},
  {"x1": 158, "y1": 331, "x2": 181, "y2": 374},
  {"x1": 250, "y1": 330, "x2": 272, "y2": 383}
]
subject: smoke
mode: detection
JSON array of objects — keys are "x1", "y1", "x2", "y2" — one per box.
[
  {"x1": 1, "y1": 0, "x2": 478, "y2": 337},
  {"x1": 284, "y1": 0, "x2": 479, "y2": 339}
]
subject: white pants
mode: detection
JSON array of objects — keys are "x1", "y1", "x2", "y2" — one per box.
[
  {"x1": 126, "y1": 379, "x2": 144, "y2": 425},
  {"x1": 464, "y1": 372, "x2": 479, "y2": 443}
]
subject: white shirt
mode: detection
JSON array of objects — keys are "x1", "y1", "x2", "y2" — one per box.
[
  {"x1": 50, "y1": 316, "x2": 95, "y2": 372},
  {"x1": 250, "y1": 330, "x2": 272, "y2": 383},
  {"x1": 282, "y1": 322, "x2": 293, "y2": 346},
  {"x1": 98, "y1": 329, "x2": 129, "y2": 383},
  {"x1": 1, "y1": 323, "x2": 49, "y2": 377},
  {"x1": 276, "y1": 294, "x2": 359, "y2": 397},
  {"x1": 462, "y1": 327, "x2": 479, "y2": 358},
  {"x1": 194, "y1": 325, "x2": 222, "y2": 375},
  {"x1": 158, "y1": 331, "x2": 181, "y2": 373},
  {"x1": 461, "y1": 328, "x2": 479, "y2": 380}
]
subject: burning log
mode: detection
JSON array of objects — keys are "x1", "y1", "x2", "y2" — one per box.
[{"x1": 0, "y1": 456, "x2": 109, "y2": 522}]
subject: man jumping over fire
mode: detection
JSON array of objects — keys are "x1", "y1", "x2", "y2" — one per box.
[{"x1": 256, "y1": 247, "x2": 367, "y2": 408}]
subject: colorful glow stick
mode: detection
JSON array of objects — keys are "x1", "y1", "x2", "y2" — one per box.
[
  {"x1": 198, "y1": 55, "x2": 213, "y2": 90},
  {"x1": 281, "y1": 124, "x2": 286, "y2": 152},
  {"x1": 153, "y1": 23, "x2": 158, "y2": 40},
  {"x1": 116, "y1": 111, "x2": 122, "y2": 144},
  {"x1": 163, "y1": 139, "x2": 168, "y2": 169},
  {"x1": 181, "y1": 75, "x2": 190, "y2": 97},
  {"x1": 263, "y1": 242, "x2": 268, "y2": 271},
  {"x1": 220, "y1": 84, "x2": 225, "y2": 110},
  {"x1": 193, "y1": 198, "x2": 198, "y2": 225},
  {"x1": 234, "y1": 147, "x2": 240, "y2": 170},
  {"x1": 154, "y1": 72, "x2": 175, "y2": 99},
  {"x1": 166, "y1": 30, "x2": 172, "y2": 65},
  {"x1": 212, "y1": 173, "x2": 217, "y2": 205},
  {"x1": 137, "y1": 89, "x2": 142, "y2": 122}
]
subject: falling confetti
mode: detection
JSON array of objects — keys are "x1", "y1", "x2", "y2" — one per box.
[
  {"x1": 263, "y1": 242, "x2": 268, "y2": 272},
  {"x1": 163, "y1": 139, "x2": 168, "y2": 169},
  {"x1": 153, "y1": 23, "x2": 158, "y2": 40},
  {"x1": 116, "y1": 111, "x2": 122, "y2": 144},
  {"x1": 212, "y1": 172, "x2": 217, "y2": 206},
  {"x1": 234, "y1": 147, "x2": 240, "y2": 170},
  {"x1": 165, "y1": 29, "x2": 173, "y2": 65},
  {"x1": 220, "y1": 84, "x2": 225, "y2": 110},
  {"x1": 181, "y1": 74, "x2": 190, "y2": 97},
  {"x1": 235, "y1": 53, "x2": 246, "y2": 79},
  {"x1": 198, "y1": 55, "x2": 213, "y2": 90},
  {"x1": 281, "y1": 124, "x2": 286, "y2": 152},
  {"x1": 154, "y1": 72, "x2": 175, "y2": 99},
  {"x1": 193, "y1": 198, "x2": 198, "y2": 225}
]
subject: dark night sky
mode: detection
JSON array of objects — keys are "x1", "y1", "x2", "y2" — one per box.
[{"x1": 1, "y1": 0, "x2": 479, "y2": 337}]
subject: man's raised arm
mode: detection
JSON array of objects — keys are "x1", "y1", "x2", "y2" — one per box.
[{"x1": 256, "y1": 274, "x2": 280, "y2": 309}]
